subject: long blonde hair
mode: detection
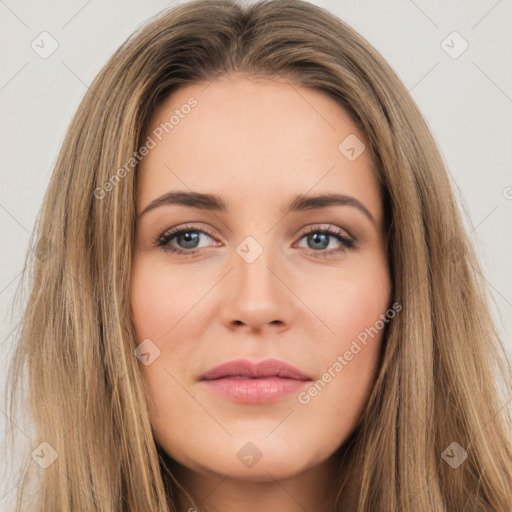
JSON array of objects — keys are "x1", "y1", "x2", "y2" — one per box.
[{"x1": 5, "y1": 0, "x2": 512, "y2": 510}]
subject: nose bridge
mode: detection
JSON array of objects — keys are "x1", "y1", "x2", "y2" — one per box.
[
  {"x1": 220, "y1": 231, "x2": 293, "y2": 329},
  {"x1": 234, "y1": 233, "x2": 280, "y2": 301}
]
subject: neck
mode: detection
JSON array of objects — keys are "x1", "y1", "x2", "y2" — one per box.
[{"x1": 169, "y1": 451, "x2": 341, "y2": 512}]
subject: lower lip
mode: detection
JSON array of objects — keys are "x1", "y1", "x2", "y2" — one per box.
[{"x1": 201, "y1": 377, "x2": 311, "y2": 403}]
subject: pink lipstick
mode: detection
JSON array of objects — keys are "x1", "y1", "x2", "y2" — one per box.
[{"x1": 199, "y1": 358, "x2": 312, "y2": 403}]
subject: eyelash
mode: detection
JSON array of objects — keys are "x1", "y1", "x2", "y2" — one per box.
[{"x1": 154, "y1": 223, "x2": 356, "y2": 259}]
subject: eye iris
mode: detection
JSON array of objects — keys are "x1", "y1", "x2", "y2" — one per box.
[
  {"x1": 309, "y1": 232, "x2": 329, "y2": 250},
  {"x1": 177, "y1": 231, "x2": 200, "y2": 249}
]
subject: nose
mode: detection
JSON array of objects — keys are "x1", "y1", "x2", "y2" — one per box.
[{"x1": 218, "y1": 241, "x2": 294, "y2": 334}]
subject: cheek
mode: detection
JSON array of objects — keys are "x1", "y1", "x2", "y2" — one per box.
[
  {"x1": 130, "y1": 256, "x2": 202, "y2": 340},
  {"x1": 131, "y1": 260, "x2": 157, "y2": 337},
  {"x1": 130, "y1": 256, "x2": 211, "y2": 395},
  {"x1": 319, "y1": 259, "x2": 391, "y2": 344},
  {"x1": 306, "y1": 262, "x2": 391, "y2": 410},
  {"x1": 130, "y1": 260, "x2": 198, "y2": 435}
]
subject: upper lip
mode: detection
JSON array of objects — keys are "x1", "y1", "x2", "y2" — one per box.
[{"x1": 200, "y1": 358, "x2": 312, "y2": 381}]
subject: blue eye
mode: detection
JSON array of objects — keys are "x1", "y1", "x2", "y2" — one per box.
[
  {"x1": 155, "y1": 224, "x2": 355, "y2": 258},
  {"x1": 297, "y1": 226, "x2": 355, "y2": 258},
  {"x1": 156, "y1": 224, "x2": 215, "y2": 256}
]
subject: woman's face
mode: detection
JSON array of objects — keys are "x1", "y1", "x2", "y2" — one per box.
[{"x1": 131, "y1": 73, "x2": 391, "y2": 484}]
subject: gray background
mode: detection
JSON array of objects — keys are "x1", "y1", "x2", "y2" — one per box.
[{"x1": 1, "y1": 0, "x2": 511, "y2": 509}]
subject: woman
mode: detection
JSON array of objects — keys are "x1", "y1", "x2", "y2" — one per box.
[{"x1": 6, "y1": 0, "x2": 512, "y2": 510}]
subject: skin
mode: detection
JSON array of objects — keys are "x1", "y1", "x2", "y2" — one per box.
[{"x1": 130, "y1": 73, "x2": 392, "y2": 512}]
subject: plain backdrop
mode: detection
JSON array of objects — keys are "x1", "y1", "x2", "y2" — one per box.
[{"x1": 1, "y1": 0, "x2": 511, "y2": 509}]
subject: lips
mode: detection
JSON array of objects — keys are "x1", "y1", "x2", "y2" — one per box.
[{"x1": 199, "y1": 358, "x2": 312, "y2": 381}]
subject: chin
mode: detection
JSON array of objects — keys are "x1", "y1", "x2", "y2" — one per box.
[{"x1": 169, "y1": 438, "x2": 328, "y2": 482}]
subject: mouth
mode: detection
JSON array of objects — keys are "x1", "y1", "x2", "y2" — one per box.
[{"x1": 199, "y1": 358, "x2": 312, "y2": 403}]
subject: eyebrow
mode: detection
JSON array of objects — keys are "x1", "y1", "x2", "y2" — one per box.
[{"x1": 138, "y1": 190, "x2": 376, "y2": 225}]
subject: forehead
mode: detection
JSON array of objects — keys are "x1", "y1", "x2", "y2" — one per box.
[{"x1": 137, "y1": 74, "x2": 381, "y2": 222}]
